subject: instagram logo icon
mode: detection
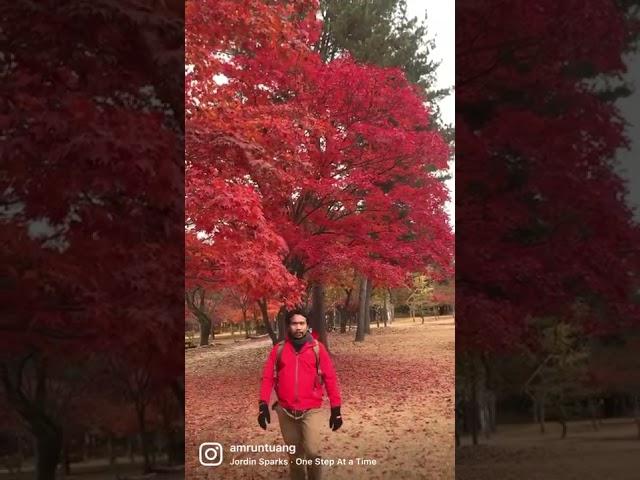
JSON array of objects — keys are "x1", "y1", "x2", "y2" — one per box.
[{"x1": 199, "y1": 442, "x2": 223, "y2": 466}]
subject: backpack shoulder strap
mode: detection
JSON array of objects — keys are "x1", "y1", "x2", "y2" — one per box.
[
  {"x1": 312, "y1": 340, "x2": 323, "y2": 380},
  {"x1": 273, "y1": 341, "x2": 286, "y2": 380}
]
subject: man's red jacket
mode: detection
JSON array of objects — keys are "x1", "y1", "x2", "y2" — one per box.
[{"x1": 259, "y1": 338, "x2": 342, "y2": 410}]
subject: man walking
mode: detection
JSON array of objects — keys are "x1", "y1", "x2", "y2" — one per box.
[{"x1": 258, "y1": 310, "x2": 343, "y2": 480}]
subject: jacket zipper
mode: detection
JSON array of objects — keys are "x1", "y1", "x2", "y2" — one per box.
[{"x1": 294, "y1": 351, "x2": 299, "y2": 404}]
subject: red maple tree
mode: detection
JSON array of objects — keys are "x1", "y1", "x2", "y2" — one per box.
[
  {"x1": 456, "y1": 0, "x2": 640, "y2": 354},
  {"x1": 185, "y1": 0, "x2": 453, "y2": 325},
  {"x1": 1, "y1": 2, "x2": 184, "y2": 478}
]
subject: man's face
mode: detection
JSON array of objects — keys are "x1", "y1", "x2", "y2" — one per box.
[{"x1": 288, "y1": 314, "x2": 308, "y2": 338}]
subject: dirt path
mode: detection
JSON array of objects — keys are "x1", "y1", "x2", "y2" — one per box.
[
  {"x1": 185, "y1": 318, "x2": 454, "y2": 479},
  {"x1": 456, "y1": 419, "x2": 640, "y2": 480}
]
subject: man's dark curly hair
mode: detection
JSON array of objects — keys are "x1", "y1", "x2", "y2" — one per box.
[{"x1": 285, "y1": 308, "x2": 308, "y2": 325}]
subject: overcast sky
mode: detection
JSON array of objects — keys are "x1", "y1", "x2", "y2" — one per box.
[
  {"x1": 405, "y1": 0, "x2": 455, "y2": 226},
  {"x1": 616, "y1": 53, "x2": 640, "y2": 222}
]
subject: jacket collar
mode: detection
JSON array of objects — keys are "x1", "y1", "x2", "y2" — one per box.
[{"x1": 287, "y1": 331, "x2": 313, "y2": 351}]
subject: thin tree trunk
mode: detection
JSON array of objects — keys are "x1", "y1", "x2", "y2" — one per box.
[
  {"x1": 355, "y1": 277, "x2": 367, "y2": 342},
  {"x1": 136, "y1": 404, "x2": 152, "y2": 473},
  {"x1": 470, "y1": 358, "x2": 479, "y2": 446},
  {"x1": 252, "y1": 308, "x2": 258, "y2": 334},
  {"x1": 277, "y1": 306, "x2": 287, "y2": 342},
  {"x1": 538, "y1": 396, "x2": 546, "y2": 434},
  {"x1": 633, "y1": 395, "x2": 640, "y2": 440},
  {"x1": 258, "y1": 299, "x2": 278, "y2": 344},
  {"x1": 128, "y1": 436, "x2": 135, "y2": 464},
  {"x1": 171, "y1": 378, "x2": 185, "y2": 412},
  {"x1": 339, "y1": 308, "x2": 348, "y2": 333},
  {"x1": 455, "y1": 398, "x2": 461, "y2": 447},
  {"x1": 63, "y1": 442, "x2": 71, "y2": 475},
  {"x1": 341, "y1": 288, "x2": 352, "y2": 333},
  {"x1": 311, "y1": 282, "x2": 328, "y2": 348},
  {"x1": 364, "y1": 278, "x2": 372, "y2": 335},
  {"x1": 491, "y1": 393, "x2": 497, "y2": 433},
  {"x1": 558, "y1": 403, "x2": 567, "y2": 439},
  {"x1": 108, "y1": 433, "x2": 116, "y2": 467},
  {"x1": 150, "y1": 431, "x2": 157, "y2": 466},
  {"x1": 390, "y1": 295, "x2": 395, "y2": 323},
  {"x1": 588, "y1": 398, "x2": 599, "y2": 431},
  {"x1": 243, "y1": 308, "x2": 250, "y2": 339},
  {"x1": 383, "y1": 291, "x2": 388, "y2": 327}
]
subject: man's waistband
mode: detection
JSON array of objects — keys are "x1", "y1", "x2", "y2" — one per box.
[
  {"x1": 284, "y1": 407, "x2": 307, "y2": 417},
  {"x1": 272, "y1": 401, "x2": 309, "y2": 419}
]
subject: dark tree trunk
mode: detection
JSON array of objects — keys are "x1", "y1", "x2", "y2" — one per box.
[
  {"x1": 171, "y1": 378, "x2": 185, "y2": 411},
  {"x1": 588, "y1": 398, "x2": 599, "y2": 431},
  {"x1": 34, "y1": 428, "x2": 63, "y2": 480},
  {"x1": 339, "y1": 308, "x2": 348, "y2": 333},
  {"x1": 252, "y1": 308, "x2": 261, "y2": 334},
  {"x1": 558, "y1": 404, "x2": 567, "y2": 439},
  {"x1": 128, "y1": 436, "x2": 135, "y2": 464},
  {"x1": 364, "y1": 278, "x2": 372, "y2": 335},
  {"x1": 242, "y1": 308, "x2": 250, "y2": 339},
  {"x1": 633, "y1": 395, "x2": 640, "y2": 440},
  {"x1": 383, "y1": 291, "x2": 388, "y2": 328},
  {"x1": 186, "y1": 288, "x2": 214, "y2": 345},
  {"x1": 355, "y1": 277, "x2": 367, "y2": 342},
  {"x1": 340, "y1": 288, "x2": 352, "y2": 333},
  {"x1": 311, "y1": 282, "x2": 328, "y2": 348},
  {"x1": 258, "y1": 299, "x2": 278, "y2": 344},
  {"x1": 136, "y1": 405, "x2": 152, "y2": 473},
  {"x1": 277, "y1": 307, "x2": 287, "y2": 342},
  {"x1": 165, "y1": 381, "x2": 185, "y2": 466},
  {"x1": 63, "y1": 444, "x2": 71, "y2": 475},
  {"x1": 1, "y1": 356, "x2": 63, "y2": 480},
  {"x1": 455, "y1": 396, "x2": 463, "y2": 447},
  {"x1": 198, "y1": 318, "x2": 211, "y2": 346},
  {"x1": 108, "y1": 433, "x2": 116, "y2": 467},
  {"x1": 470, "y1": 359, "x2": 479, "y2": 446}
]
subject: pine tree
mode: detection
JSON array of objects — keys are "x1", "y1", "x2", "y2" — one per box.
[{"x1": 317, "y1": 0, "x2": 451, "y2": 135}]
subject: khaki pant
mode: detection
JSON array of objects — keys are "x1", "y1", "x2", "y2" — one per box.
[{"x1": 275, "y1": 404, "x2": 324, "y2": 480}]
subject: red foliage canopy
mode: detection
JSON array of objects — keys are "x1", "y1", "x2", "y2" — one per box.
[
  {"x1": 0, "y1": 0, "x2": 184, "y2": 427},
  {"x1": 456, "y1": 0, "x2": 640, "y2": 352},
  {"x1": 185, "y1": 0, "x2": 453, "y2": 303}
]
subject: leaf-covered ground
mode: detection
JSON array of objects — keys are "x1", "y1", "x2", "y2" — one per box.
[
  {"x1": 186, "y1": 317, "x2": 454, "y2": 479},
  {"x1": 0, "y1": 460, "x2": 183, "y2": 479},
  {"x1": 456, "y1": 419, "x2": 640, "y2": 480}
]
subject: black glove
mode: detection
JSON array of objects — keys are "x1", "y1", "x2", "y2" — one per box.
[
  {"x1": 258, "y1": 401, "x2": 270, "y2": 430},
  {"x1": 329, "y1": 406, "x2": 343, "y2": 431}
]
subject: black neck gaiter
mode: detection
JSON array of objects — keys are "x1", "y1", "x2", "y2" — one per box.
[{"x1": 290, "y1": 331, "x2": 312, "y2": 352}]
